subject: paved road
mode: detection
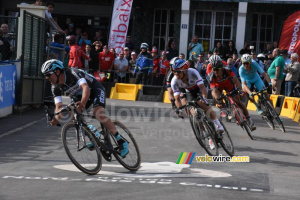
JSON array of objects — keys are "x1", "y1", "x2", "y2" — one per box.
[{"x1": 0, "y1": 99, "x2": 299, "y2": 200}]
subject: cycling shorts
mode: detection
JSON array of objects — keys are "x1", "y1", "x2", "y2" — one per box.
[{"x1": 242, "y1": 76, "x2": 265, "y2": 91}]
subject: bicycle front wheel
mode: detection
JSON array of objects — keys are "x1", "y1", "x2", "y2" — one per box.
[
  {"x1": 261, "y1": 103, "x2": 275, "y2": 130},
  {"x1": 199, "y1": 120, "x2": 219, "y2": 156},
  {"x1": 110, "y1": 121, "x2": 141, "y2": 171},
  {"x1": 266, "y1": 101, "x2": 286, "y2": 132},
  {"x1": 61, "y1": 122, "x2": 102, "y2": 175},
  {"x1": 219, "y1": 121, "x2": 235, "y2": 156},
  {"x1": 188, "y1": 106, "x2": 204, "y2": 148}
]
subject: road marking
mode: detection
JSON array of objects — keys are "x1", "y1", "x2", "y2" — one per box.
[
  {"x1": 0, "y1": 118, "x2": 45, "y2": 139},
  {"x1": 53, "y1": 162, "x2": 232, "y2": 178}
]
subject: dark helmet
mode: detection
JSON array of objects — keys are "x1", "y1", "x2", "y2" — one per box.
[
  {"x1": 66, "y1": 35, "x2": 76, "y2": 41},
  {"x1": 211, "y1": 59, "x2": 224, "y2": 69}
]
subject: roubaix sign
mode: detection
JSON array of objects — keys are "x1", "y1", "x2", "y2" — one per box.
[
  {"x1": 0, "y1": 65, "x2": 16, "y2": 109},
  {"x1": 279, "y1": 10, "x2": 300, "y2": 61},
  {"x1": 108, "y1": 0, "x2": 133, "y2": 55}
]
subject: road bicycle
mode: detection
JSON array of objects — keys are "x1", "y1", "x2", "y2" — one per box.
[
  {"x1": 45, "y1": 100, "x2": 141, "y2": 175},
  {"x1": 252, "y1": 88, "x2": 285, "y2": 132},
  {"x1": 180, "y1": 96, "x2": 234, "y2": 156},
  {"x1": 218, "y1": 89, "x2": 254, "y2": 140}
]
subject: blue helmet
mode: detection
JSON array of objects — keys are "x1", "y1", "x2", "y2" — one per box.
[
  {"x1": 41, "y1": 59, "x2": 64, "y2": 74},
  {"x1": 172, "y1": 59, "x2": 188, "y2": 71}
]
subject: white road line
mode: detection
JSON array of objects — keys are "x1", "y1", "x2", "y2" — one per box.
[{"x1": 0, "y1": 117, "x2": 45, "y2": 139}]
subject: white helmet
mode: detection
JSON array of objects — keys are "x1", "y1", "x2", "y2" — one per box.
[
  {"x1": 41, "y1": 59, "x2": 64, "y2": 75},
  {"x1": 241, "y1": 54, "x2": 252, "y2": 63},
  {"x1": 257, "y1": 53, "x2": 265, "y2": 58},
  {"x1": 140, "y1": 43, "x2": 148, "y2": 49},
  {"x1": 209, "y1": 55, "x2": 221, "y2": 63},
  {"x1": 170, "y1": 57, "x2": 180, "y2": 66}
]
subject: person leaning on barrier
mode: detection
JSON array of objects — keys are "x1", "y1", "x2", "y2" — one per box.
[
  {"x1": 113, "y1": 51, "x2": 128, "y2": 83},
  {"x1": 134, "y1": 43, "x2": 153, "y2": 85},
  {"x1": 45, "y1": 2, "x2": 65, "y2": 35}
]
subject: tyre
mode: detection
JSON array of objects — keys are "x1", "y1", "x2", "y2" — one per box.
[
  {"x1": 261, "y1": 103, "x2": 275, "y2": 130},
  {"x1": 242, "y1": 121, "x2": 254, "y2": 140},
  {"x1": 198, "y1": 119, "x2": 219, "y2": 156},
  {"x1": 266, "y1": 101, "x2": 286, "y2": 132},
  {"x1": 109, "y1": 121, "x2": 141, "y2": 171},
  {"x1": 188, "y1": 107, "x2": 204, "y2": 148},
  {"x1": 61, "y1": 122, "x2": 102, "y2": 175},
  {"x1": 219, "y1": 121, "x2": 235, "y2": 156}
]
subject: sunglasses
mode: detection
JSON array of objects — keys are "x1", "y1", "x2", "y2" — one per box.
[
  {"x1": 243, "y1": 62, "x2": 251, "y2": 65},
  {"x1": 173, "y1": 70, "x2": 183, "y2": 74},
  {"x1": 44, "y1": 72, "x2": 53, "y2": 77},
  {"x1": 213, "y1": 68, "x2": 222, "y2": 71}
]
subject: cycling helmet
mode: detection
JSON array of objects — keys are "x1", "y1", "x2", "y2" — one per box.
[
  {"x1": 170, "y1": 57, "x2": 180, "y2": 66},
  {"x1": 211, "y1": 59, "x2": 224, "y2": 69},
  {"x1": 41, "y1": 59, "x2": 64, "y2": 75},
  {"x1": 172, "y1": 59, "x2": 188, "y2": 71},
  {"x1": 208, "y1": 55, "x2": 221, "y2": 63},
  {"x1": 66, "y1": 35, "x2": 76, "y2": 41},
  {"x1": 241, "y1": 54, "x2": 251, "y2": 63},
  {"x1": 257, "y1": 53, "x2": 265, "y2": 58},
  {"x1": 140, "y1": 43, "x2": 148, "y2": 49},
  {"x1": 151, "y1": 47, "x2": 158, "y2": 53}
]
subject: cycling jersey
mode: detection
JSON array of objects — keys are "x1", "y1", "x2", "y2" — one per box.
[
  {"x1": 171, "y1": 68, "x2": 204, "y2": 96},
  {"x1": 166, "y1": 69, "x2": 174, "y2": 88},
  {"x1": 209, "y1": 67, "x2": 236, "y2": 92},
  {"x1": 239, "y1": 62, "x2": 265, "y2": 91},
  {"x1": 52, "y1": 68, "x2": 106, "y2": 108}
]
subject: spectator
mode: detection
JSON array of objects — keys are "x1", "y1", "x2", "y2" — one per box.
[
  {"x1": 0, "y1": 28, "x2": 11, "y2": 60},
  {"x1": 157, "y1": 51, "x2": 170, "y2": 85},
  {"x1": 78, "y1": 32, "x2": 92, "y2": 50},
  {"x1": 74, "y1": 27, "x2": 82, "y2": 44},
  {"x1": 227, "y1": 58, "x2": 239, "y2": 78},
  {"x1": 124, "y1": 47, "x2": 131, "y2": 61},
  {"x1": 179, "y1": 53, "x2": 185, "y2": 60},
  {"x1": 66, "y1": 35, "x2": 90, "y2": 69},
  {"x1": 67, "y1": 23, "x2": 75, "y2": 36},
  {"x1": 49, "y1": 34, "x2": 69, "y2": 60},
  {"x1": 45, "y1": 2, "x2": 65, "y2": 35},
  {"x1": 113, "y1": 51, "x2": 128, "y2": 83},
  {"x1": 125, "y1": 35, "x2": 135, "y2": 52},
  {"x1": 187, "y1": 35, "x2": 204, "y2": 66},
  {"x1": 134, "y1": 43, "x2": 153, "y2": 85},
  {"x1": 98, "y1": 45, "x2": 115, "y2": 73},
  {"x1": 273, "y1": 41, "x2": 278, "y2": 49},
  {"x1": 150, "y1": 47, "x2": 160, "y2": 85},
  {"x1": 264, "y1": 51, "x2": 274, "y2": 72},
  {"x1": 213, "y1": 41, "x2": 224, "y2": 59},
  {"x1": 110, "y1": 48, "x2": 117, "y2": 58},
  {"x1": 84, "y1": 44, "x2": 98, "y2": 73},
  {"x1": 94, "y1": 30, "x2": 107, "y2": 46},
  {"x1": 250, "y1": 50, "x2": 264, "y2": 72},
  {"x1": 239, "y1": 42, "x2": 251, "y2": 55},
  {"x1": 232, "y1": 52, "x2": 241, "y2": 70},
  {"x1": 206, "y1": 51, "x2": 213, "y2": 64},
  {"x1": 128, "y1": 51, "x2": 137, "y2": 82},
  {"x1": 281, "y1": 49, "x2": 291, "y2": 67},
  {"x1": 267, "y1": 48, "x2": 285, "y2": 94},
  {"x1": 192, "y1": 52, "x2": 205, "y2": 75},
  {"x1": 93, "y1": 42, "x2": 102, "y2": 54},
  {"x1": 224, "y1": 40, "x2": 237, "y2": 60},
  {"x1": 20, "y1": 0, "x2": 42, "y2": 6},
  {"x1": 166, "y1": 38, "x2": 179, "y2": 61},
  {"x1": 263, "y1": 43, "x2": 273, "y2": 57},
  {"x1": 0, "y1": 24, "x2": 14, "y2": 51},
  {"x1": 284, "y1": 53, "x2": 300, "y2": 96}
]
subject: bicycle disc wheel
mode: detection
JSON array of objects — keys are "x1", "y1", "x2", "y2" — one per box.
[
  {"x1": 219, "y1": 121, "x2": 235, "y2": 156},
  {"x1": 188, "y1": 107, "x2": 204, "y2": 148},
  {"x1": 199, "y1": 120, "x2": 219, "y2": 156},
  {"x1": 266, "y1": 101, "x2": 286, "y2": 132},
  {"x1": 110, "y1": 121, "x2": 141, "y2": 171},
  {"x1": 61, "y1": 122, "x2": 102, "y2": 175}
]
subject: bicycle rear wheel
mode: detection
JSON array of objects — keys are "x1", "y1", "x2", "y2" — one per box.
[
  {"x1": 232, "y1": 104, "x2": 254, "y2": 140},
  {"x1": 61, "y1": 122, "x2": 102, "y2": 175},
  {"x1": 266, "y1": 101, "x2": 286, "y2": 132},
  {"x1": 261, "y1": 103, "x2": 275, "y2": 130},
  {"x1": 219, "y1": 121, "x2": 235, "y2": 156},
  {"x1": 110, "y1": 121, "x2": 141, "y2": 171}
]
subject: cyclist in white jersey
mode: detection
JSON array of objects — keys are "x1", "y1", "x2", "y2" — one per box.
[{"x1": 171, "y1": 59, "x2": 224, "y2": 134}]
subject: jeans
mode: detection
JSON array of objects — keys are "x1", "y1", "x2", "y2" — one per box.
[{"x1": 285, "y1": 81, "x2": 297, "y2": 96}]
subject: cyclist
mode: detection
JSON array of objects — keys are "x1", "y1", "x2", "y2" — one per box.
[
  {"x1": 41, "y1": 59, "x2": 129, "y2": 157},
  {"x1": 171, "y1": 59, "x2": 225, "y2": 137},
  {"x1": 208, "y1": 59, "x2": 255, "y2": 128},
  {"x1": 239, "y1": 54, "x2": 273, "y2": 115},
  {"x1": 206, "y1": 55, "x2": 228, "y2": 75}
]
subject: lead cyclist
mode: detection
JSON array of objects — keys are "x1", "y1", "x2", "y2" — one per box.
[{"x1": 41, "y1": 59, "x2": 129, "y2": 157}]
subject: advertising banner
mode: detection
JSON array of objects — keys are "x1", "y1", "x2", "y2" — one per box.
[
  {"x1": 0, "y1": 64, "x2": 17, "y2": 109},
  {"x1": 108, "y1": 0, "x2": 133, "y2": 55},
  {"x1": 279, "y1": 10, "x2": 300, "y2": 60}
]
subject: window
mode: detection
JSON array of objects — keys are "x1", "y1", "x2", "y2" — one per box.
[
  {"x1": 252, "y1": 13, "x2": 274, "y2": 53},
  {"x1": 194, "y1": 11, "x2": 233, "y2": 52},
  {"x1": 152, "y1": 10, "x2": 175, "y2": 51}
]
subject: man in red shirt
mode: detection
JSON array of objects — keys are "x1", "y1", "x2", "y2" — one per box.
[
  {"x1": 157, "y1": 51, "x2": 170, "y2": 85},
  {"x1": 98, "y1": 45, "x2": 115, "y2": 72},
  {"x1": 66, "y1": 35, "x2": 90, "y2": 69},
  {"x1": 150, "y1": 47, "x2": 160, "y2": 85}
]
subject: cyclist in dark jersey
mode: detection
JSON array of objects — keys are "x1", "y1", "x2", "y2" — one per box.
[{"x1": 41, "y1": 59, "x2": 129, "y2": 157}]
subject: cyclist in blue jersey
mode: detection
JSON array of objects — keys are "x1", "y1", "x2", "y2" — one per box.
[
  {"x1": 239, "y1": 54, "x2": 273, "y2": 115},
  {"x1": 41, "y1": 59, "x2": 129, "y2": 157}
]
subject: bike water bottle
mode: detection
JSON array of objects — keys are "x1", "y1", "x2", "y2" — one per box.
[{"x1": 88, "y1": 125, "x2": 101, "y2": 139}]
